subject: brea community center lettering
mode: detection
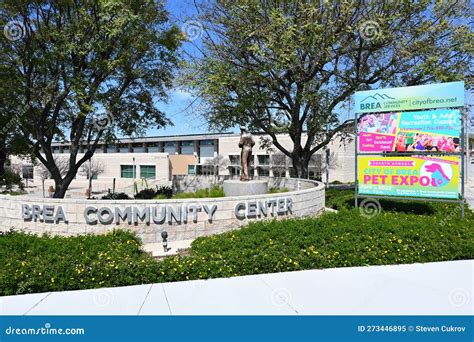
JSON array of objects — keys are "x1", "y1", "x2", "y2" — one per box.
[{"x1": 20, "y1": 197, "x2": 293, "y2": 225}]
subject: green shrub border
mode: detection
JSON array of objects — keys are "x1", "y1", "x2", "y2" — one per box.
[{"x1": 1, "y1": 188, "x2": 472, "y2": 296}]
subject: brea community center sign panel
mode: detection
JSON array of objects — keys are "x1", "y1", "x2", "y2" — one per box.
[
  {"x1": 354, "y1": 81, "x2": 464, "y2": 202},
  {"x1": 354, "y1": 81, "x2": 464, "y2": 113}
]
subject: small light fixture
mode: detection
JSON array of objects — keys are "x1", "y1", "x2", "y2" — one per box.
[{"x1": 161, "y1": 231, "x2": 168, "y2": 252}]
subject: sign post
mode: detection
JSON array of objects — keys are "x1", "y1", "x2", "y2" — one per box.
[{"x1": 354, "y1": 81, "x2": 465, "y2": 218}]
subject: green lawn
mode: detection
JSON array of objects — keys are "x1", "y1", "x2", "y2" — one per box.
[{"x1": 1, "y1": 188, "x2": 473, "y2": 296}]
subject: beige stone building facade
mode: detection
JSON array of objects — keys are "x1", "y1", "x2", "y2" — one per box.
[{"x1": 10, "y1": 132, "x2": 355, "y2": 195}]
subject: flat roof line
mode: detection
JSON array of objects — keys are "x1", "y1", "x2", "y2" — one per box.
[
  {"x1": 51, "y1": 132, "x2": 237, "y2": 146},
  {"x1": 50, "y1": 131, "x2": 303, "y2": 146}
]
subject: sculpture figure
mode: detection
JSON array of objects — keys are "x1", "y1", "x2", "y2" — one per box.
[{"x1": 238, "y1": 126, "x2": 255, "y2": 181}]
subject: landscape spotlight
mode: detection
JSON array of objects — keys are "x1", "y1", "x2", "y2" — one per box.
[{"x1": 161, "y1": 231, "x2": 168, "y2": 252}]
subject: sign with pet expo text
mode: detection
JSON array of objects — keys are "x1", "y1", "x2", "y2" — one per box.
[{"x1": 358, "y1": 156, "x2": 460, "y2": 199}]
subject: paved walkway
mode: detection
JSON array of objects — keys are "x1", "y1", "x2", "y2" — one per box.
[{"x1": 1, "y1": 260, "x2": 472, "y2": 315}]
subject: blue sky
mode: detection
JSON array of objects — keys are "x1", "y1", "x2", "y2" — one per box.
[{"x1": 146, "y1": 0, "x2": 221, "y2": 137}]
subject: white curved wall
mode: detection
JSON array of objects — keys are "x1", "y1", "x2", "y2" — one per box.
[{"x1": 0, "y1": 178, "x2": 325, "y2": 243}]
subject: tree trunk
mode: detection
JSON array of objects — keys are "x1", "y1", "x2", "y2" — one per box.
[
  {"x1": 53, "y1": 174, "x2": 76, "y2": 198},
  {"x1": 291, "y1": 154, "x2": 310, "y2": 179},
  {"x1": 0, "y1": 141, "x2": 6, "y2": 177},
  {"x1": 0, "y1": 149, "x2": 6, "y2": 177},
  {"x1": 88, "y1": 176, "x2": 92, "y2": 199},
  {"x1": 53, "y1": 182, "x2": 68, "y2": 198}
]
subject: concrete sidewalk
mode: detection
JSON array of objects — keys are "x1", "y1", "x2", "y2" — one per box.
[{"x1": 1, "y1": 260, "x2": 472, "y2": 316}]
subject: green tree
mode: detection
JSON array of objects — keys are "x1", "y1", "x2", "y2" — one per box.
[
  {"x1": 187, "y1": 0, "x2": 473, "y2": 178},
  {"x1": 0, "y1": 61, "x2": 30, "y2": 177},
  {"x1": 1, "y1": 0, "x2": 182, "y2": 197}
]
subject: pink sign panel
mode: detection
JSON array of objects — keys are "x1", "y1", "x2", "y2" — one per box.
[
  {"x1": 357, "y1": 110, "x2": 462, "y2": 153},
  {"x1": 359, "y1": 132, "x2": 396, "y2": 152}
]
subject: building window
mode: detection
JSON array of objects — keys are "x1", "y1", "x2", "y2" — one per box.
[
  {"x1": 121, "y1": 165, "x2": 135, "y2": 178},
  {"x1": 228, "y1": 166, "x2": 240, "y2": 176},
  {"x1": 257, "y1": 166, "x2": 270, "y2": 176},
  {"x1": 95, "y1": 145, "x2": 104, "y2": 153},
  {"x1": 148, "y1": 142, "x2": 160, "y2": 153},
  {"x1": 85, "y1": 173, "x2": 98, "y2": 180},
  {"x1": 258, "y1": 155, "x2": 270, "y2": 165},
  {"x1": 188, "y1": 165, "x2": 196, "y2": 175},
  {"x1": 164, "y1": 142, "x2": 176, "y2": 154},
  {"x1": 119, "y1": 144, "x2": 129, "y2": 153},
  {"x1": 196, "y1": 165, "x2": 215, "y2": 175},
  {"x1": 181, "y1": 141, "x2": 195, "y2": 155},
  {"x1": 140, "y1": 165, "x2": 155, "y2": 179},
  {"x1": 22, "y1": 165, "x2": 34, "y2": 180},
  {"x1": 106, "y1": 144, "x2": 116, "y2": 153},
  {"x1": 200, "y1": 140, "x2": 215, "y2": 158},
  {"x1": 133, "y1": 143, "x2": 145, "y2": 153},
  {"x1": 229, "y1": 155, "x2": 240, "y2": 165}
]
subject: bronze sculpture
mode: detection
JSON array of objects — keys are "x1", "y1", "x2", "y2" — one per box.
[{"x1": 238, "y1": 126, "x2": 255, "y2": 181}]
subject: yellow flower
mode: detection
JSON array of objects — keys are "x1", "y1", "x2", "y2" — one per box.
[{"x1": 51, "y1": 277, "x2": 55, "y2": 283}]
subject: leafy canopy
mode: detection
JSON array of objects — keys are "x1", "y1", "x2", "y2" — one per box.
[{"x1": 186, "y1": 0, "x2": 472, "y2": 174}]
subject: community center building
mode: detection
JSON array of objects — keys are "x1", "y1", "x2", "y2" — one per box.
[{"x1": 11, "y1": 132, "x2": 355, "y2": 195}]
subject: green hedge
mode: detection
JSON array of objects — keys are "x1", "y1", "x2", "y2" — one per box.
[
  {"x1": 1, "y1": 189, "x2": 473, "y2": 295},
  {"x1": 0, "y1": 230, "x2": 161, "y2": 296}
]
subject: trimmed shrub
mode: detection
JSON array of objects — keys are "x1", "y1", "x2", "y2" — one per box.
[
  {"x1": 101, "y1": 192, "x2": 130, "y2": 200},
  {"x1": 0, "y1": 169, "x2": 24, "y2": 191},
  {"x1": 156, "y1": 185, "x2": 173, "y2": 199},
  {"x1": 135, "y1": 188, "x2": 157, "y2": 199}
]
